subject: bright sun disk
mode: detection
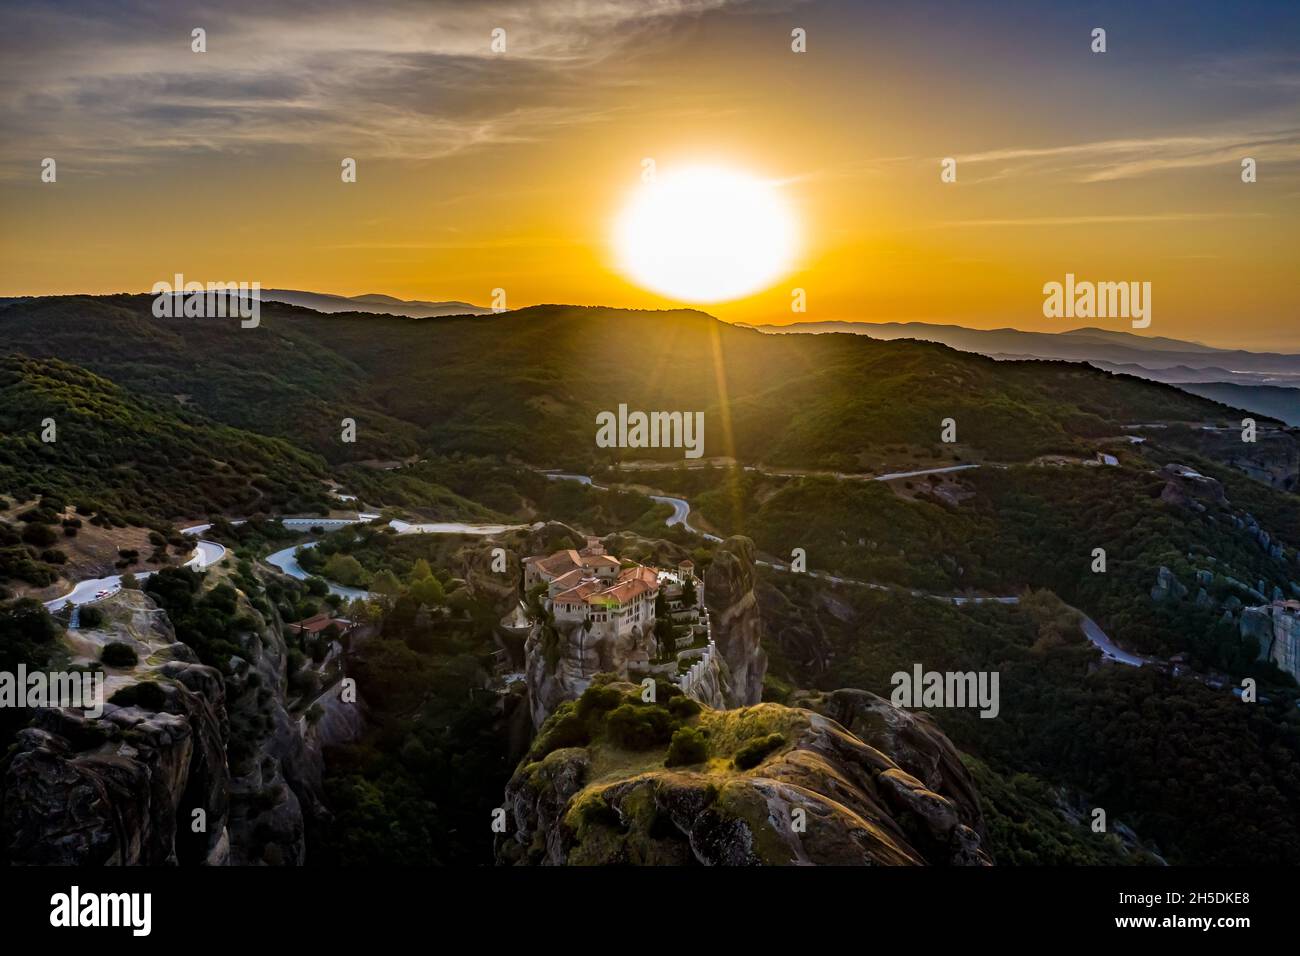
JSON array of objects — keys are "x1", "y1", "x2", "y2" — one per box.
[{"x1": 613, "y1": 165, "x2": 798, "y2": 303}]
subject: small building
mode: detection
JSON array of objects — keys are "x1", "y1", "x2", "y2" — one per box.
[
  {"x1": 522, "y1": 537, "x2": 621, "y2": 590},
  {"x1": 287, "y1": 612, "x2": 356, "y2": 639},
  {"x1": 525, "y1": 545, "x2": 706, "y2": 671}
]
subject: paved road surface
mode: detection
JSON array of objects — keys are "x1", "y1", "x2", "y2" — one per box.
[
  {"x1": 43, "y1": 528, "x2": 227, "y2": 611},
  {"x1": 44, "y1": 470, "x2": 1147, "y2": 669},
  {"x1": 265, "y1": 516, "x2": 531, "y2": 600},
  {"x1": 265, "y1": 541, "x2": 370, "y2": 601},
  {"x1": 547, "y1": 468, "x2": 1143, "y2": 666}
]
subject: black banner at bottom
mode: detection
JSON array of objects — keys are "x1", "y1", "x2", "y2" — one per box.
[{"x1": 0, "y1": 865, "x2": 1281, "y2": 943}]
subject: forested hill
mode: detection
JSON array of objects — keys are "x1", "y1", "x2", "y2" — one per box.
[
  {"x1": 0, "y1": 354, "x2": 332, "y2": 520},
  {"x1": 0, "y1": 295, "x2": 1248, "y2": 470}
]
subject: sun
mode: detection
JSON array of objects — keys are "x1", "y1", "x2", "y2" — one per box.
[{"x1": 613, "y1": 165, "x2": 799, "y2": 303}]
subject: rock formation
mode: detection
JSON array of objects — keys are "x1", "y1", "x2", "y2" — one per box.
[
  {"x1": 704, "y1": 536, "x2": 769, "y2": 707},
  {"x1": 217, "y1": 586, "x2": 328, "y2": 865},
  {"x1": 1240, "y1": 601, "x2": 1300, "y2": 680},
  {"x1": 676, "y1": 643, "x2": 731, "y2": 710},
  {"x1": 1150, "y1": 565, "x2": 1188, "y2": 602},
  {"x1": 522, "y1": 532, "x2": 764, "y2": 727},
  {"x1": 496, "y1": 681, "x2": 991, "y2": 866},
  {"x1": 1, "y1": 576, "x2": 339, "y2": 866},
  {"x1": 1, "y1": 592, "x2": 231, "y2": 865},
  {"x1": 1158, "y1": 463, "x2": 1227, "y2": 511}
]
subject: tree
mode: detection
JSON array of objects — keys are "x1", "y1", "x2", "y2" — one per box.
[
  {"x1": 681, "y1": 576, "x2": 697, "y2": 607},
  {"x1": 323, "y1": 553, "x2": 368, "y2": 588},
  {"x1": 408, "y1": 558, "x2": 433, "y2": 583},
  {"x1": 21, "y1": 523, "x2": 58, "y2": 547},
  {"x1": 101, "y1": 642, "x2": 139, "y2": 667},
  {"x1": 371, "y1": 569, "x2": 402, "y2": 602},
  {"x1": 409, "y1": 575, "x2": 445, "y2": 607}
]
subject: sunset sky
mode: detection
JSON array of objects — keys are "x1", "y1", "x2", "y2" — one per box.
[{"x1": 1, "y1": 0, "x2": 1297, "y2": 349}]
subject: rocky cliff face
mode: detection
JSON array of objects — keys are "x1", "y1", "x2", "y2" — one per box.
[
  {"x1": 496, "y1": 681, "x2": 991, "y2": 866},
  {"x1": 1241, "y1": 602, "x2": 1300, "y2": 680},
  {"x1": 704, "y1": 536, "x2": 769, "y2": 707},
  {"x1": 1, "y1": 571, "x2": 338, "y2": 866},
  {"x1": 1158, "y1": 463, "x2": 1227, "y2": 511},
  {"x1": 524, "y1": 620, "x2": 595, "y2": 729},
  {"x1": 677, "y1": 643, "x2": 731, "y2": 709},
  {"x1": 791, "y1": 688, "x2": 986, "y2": 837},
  {"x1": 1, "y1": 591, "x2": 231, "y2": 865},
  {"x1": 220, "y1": 587, "x2": 326, "y2": 866}
]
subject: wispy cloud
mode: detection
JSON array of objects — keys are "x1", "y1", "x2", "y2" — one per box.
[
  {"x1": 0, "y1": 0, "x2": 747, "y2": 175},
  {"x1": 936, "y1": 212, "x2": 1273, "y2": 228},
  {"x1": 955, "y1": 128, "x2": 1300, "y2": 183}
]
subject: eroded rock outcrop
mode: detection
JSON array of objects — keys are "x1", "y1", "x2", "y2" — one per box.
[
  {"x1": 524, "y1": 619, "x2": 599, "y2": 729},
  {"x1": 677, "y1": 644, "x2": 731, "y2": 710},
  {"x1": 1158, "y1": 463, "x2": 1227, "y2": 511},
  {"x1": 497, "y1": 681, "x2": 991, "y2": 866},
  {"x1": 704, "y1": 536, "x2": 768, "y2": 707},
  {"x1": 1, "y1": 591, "x2": 230, "y2": 865},
  {"x1": 1241, "y1": 601, "x2": 1300, "y2": 680},
  {"x1": 220, "y1": 587, "x2": 326, "y2": 866},
  {"x1": 1150, "y1": 565, "x2": 1189, "y2": 602},
  {"x1": 791, "y1": 688, "x2": 985, "y2": 837},
  {"x1": 3, "y1": 570, "x2": 340, "y2": 866}
]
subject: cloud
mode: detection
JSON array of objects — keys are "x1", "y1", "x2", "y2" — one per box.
[
  {"x1": 955, "y1": 128, "x2": 1300, "y2": 183},
  {"x1": 935, "y1": 212, "x2": 1273, "y2": 228},
  {"x1": 0, "y1": 0, "x2": 746, "y2": 174}
]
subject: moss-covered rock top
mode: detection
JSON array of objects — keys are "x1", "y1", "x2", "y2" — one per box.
[{"x1": 498, "y1": 681, "x2": 991, "y2": 866}]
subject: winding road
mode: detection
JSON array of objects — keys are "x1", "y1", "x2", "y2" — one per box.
[
  {"x1": 44, "y1": 465, "x2": 1147, "y2": 668},
  {"x1": 46, "y1": 515, "x2": 531, "y2": 608},
  {"x1": 43, "y1": 527, "x2": 228, "y2": 612},
  {"x1": 545, "y1": 467, "x2": 1147, "y2": 668},
  {"x1": 265, "y1": 516, "x2": 533, "y2": 599}
]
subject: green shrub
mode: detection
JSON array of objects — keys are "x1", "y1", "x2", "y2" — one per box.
[
  {"x1": 576, "y1": 683, "x2": 624, "y2": 718},
  {"x1": 109, "y1": 680, "x2": 167, "y2": 711},
  {"x1": 605, "y1": 702, "x2": 674, "y2": 750},
  {"x1": 21, "y1": 523, "x2": 58, "y2": 547},
  {"x1": 665, "y1": 726, "x2": 709, "y2": 766},
  {"x1": 19, "y1": 507, "x2": 58, "y2": 525},
  {"x1": 531, "y1": 701, "x2": 590, "y2": 757},
  {"x1": 733, "y1": 733, "x2": 786, "y2": 770},
  {"x1": 78, "y1": 606, "x2": 104, "y2": 628},
  {"x1": 668, "y1": 695, "x2": 702, "y2": 719},
  {"x1": 101, "y1": 642, "x2": 139, "y2": 667}
]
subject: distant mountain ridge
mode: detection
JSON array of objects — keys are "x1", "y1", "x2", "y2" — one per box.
[
  {"x1": 256, "y1": 288, "x2": 492, "y2": 318},
  {"x1": 748, "y1": 320, "x2": 1299, "y2": 366},
  {"x1": 0, "y1": 295, "x2": 1251, "y2": 472},
  {"x1": 748, "y1": 319, "x2": 1300, "y2": 425}
]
